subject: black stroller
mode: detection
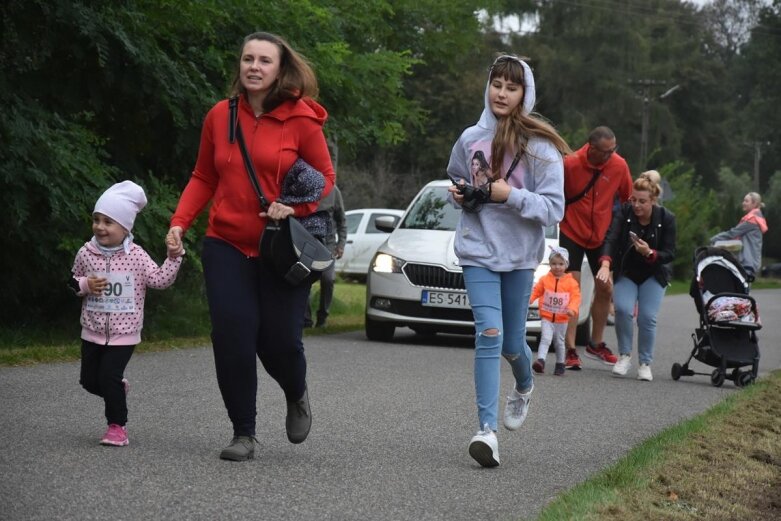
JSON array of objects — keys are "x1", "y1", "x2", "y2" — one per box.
[{"x1": 671, "y1": 246, "x2": 761, "y2": 387}]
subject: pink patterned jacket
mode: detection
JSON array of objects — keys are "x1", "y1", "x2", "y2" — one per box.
[{"x1": 71, "y1": 241, "x2": 182, "y2": 345}]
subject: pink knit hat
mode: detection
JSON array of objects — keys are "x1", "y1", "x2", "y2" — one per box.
[{"x1": 93, "y1": 181, "x2": 147, "y2": 232}]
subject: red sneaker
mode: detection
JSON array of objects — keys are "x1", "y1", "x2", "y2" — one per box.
[
  {"x1": 532, "y1": 359, "x2": 545, "y2": 374},
  {"x1": 565, "y1": 348, "x2": 581, "y2": 370},
  {"x1": 585, "y1": 342, "x2": 618, "y2": 365}
]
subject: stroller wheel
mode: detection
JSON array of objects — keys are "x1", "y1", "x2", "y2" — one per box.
[
  {"x1": 737, "y1": 371, "x2": 754, "y2": 387},
  {"x1": 710, "y1": 369, "x2": 725, "y2": 387},
  {"x1": 671, "y1": 363, "x2": 682, "y2": 381}
]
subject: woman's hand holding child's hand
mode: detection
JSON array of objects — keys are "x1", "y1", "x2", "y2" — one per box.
[{"x1": 165, "y1": 226, "x2": 185, "y2": 258}]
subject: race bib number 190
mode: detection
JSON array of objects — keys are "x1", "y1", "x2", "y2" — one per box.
[{"x1": 85, "y1": 272, "x2": 136, "y2": 313}]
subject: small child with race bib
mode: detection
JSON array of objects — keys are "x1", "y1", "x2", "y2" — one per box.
[
  {"x1": 70, "y1": 181, "x2": 184, "y2": 446},
  {"x1": 529, "y1": 246, "x2": 580, "y2": 375}
]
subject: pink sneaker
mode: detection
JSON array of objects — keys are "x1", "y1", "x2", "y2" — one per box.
[
  {"x1": 122, "y1": 378, "x2": 130, "y2": 396},
  {"x1": 100, "y1": 424, "x2": 129, "y2": 446}
]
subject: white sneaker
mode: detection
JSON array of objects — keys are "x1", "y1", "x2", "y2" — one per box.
[
  {"x1": 469, "y1": 424, "x2": 500, "y2": 467},
  {"x1": 612, "y1": 354, "x2": 631, "y2": 376},
  {"x1": 637, "y1": 363, "x2": 653, "y2": 381},
  {"x1": 503, "y1": 384, "x2": 533, "y2": 431}
]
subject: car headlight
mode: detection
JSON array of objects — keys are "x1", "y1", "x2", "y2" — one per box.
[{"x1": 372, "y1": 253, "x2": 404, "y2": 273}]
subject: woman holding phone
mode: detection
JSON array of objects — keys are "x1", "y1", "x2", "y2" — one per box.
[{"x1": 595, "y1": 172, "x2": 676, "y2": 381}]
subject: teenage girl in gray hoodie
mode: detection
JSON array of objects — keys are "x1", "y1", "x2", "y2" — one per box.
[{"x1": 447, "y1": 55, "x2": 571, "y2": 467}]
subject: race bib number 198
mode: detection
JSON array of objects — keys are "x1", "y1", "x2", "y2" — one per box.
[
  {"x1": 542, "y1": 290, "x2": 570, "y2": 314},
  {"x1": 85, "y1": 272, "x2": 136, "y2": 313}
]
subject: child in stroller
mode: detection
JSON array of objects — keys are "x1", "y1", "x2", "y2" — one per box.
[{"x1": 671, "y1": 246, "x2": 761, "y2": 387}]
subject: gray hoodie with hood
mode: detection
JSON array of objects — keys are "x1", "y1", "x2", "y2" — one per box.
[{"x1": 446, "y1": 58, "x2": 564, "y2": 272}]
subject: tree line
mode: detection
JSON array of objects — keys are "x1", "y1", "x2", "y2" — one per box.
[{"x1": 1, "y1": 0, "x2": 779, "y2": 326}]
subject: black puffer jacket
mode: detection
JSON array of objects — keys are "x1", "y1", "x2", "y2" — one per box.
[{"x1": 601, "y1": 203, "x2": 677, "y2": 287}]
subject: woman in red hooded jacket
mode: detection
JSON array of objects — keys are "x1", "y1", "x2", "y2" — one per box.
[{"x1": 166, "y1": 32, "x2": 335, "y2": 462}]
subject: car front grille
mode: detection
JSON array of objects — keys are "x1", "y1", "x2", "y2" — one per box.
[{"x1": 403, "y1": 263, "x2": 464, "y2": 289}]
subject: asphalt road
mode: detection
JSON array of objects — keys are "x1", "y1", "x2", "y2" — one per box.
[{"x1": 1, "y1": 290, "x2": 779, "y2": 521}]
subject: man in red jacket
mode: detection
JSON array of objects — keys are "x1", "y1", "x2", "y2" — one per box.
[{"x1": 560, "y1": 126, "x2": 633, "y2": 369}]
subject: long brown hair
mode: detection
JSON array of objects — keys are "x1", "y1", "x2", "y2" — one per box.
[
  {"x1": 489, "y1": 58, "x2": 571, "y2": 177},
  {"x1": 228, "y1": 32, "x2": 318, "y2": 113}
]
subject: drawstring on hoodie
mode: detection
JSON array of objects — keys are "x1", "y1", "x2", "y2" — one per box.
[{"x1": 276, "y1": 122, "x2": 286, "y2": 185}]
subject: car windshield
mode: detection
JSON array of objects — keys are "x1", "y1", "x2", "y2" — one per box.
[
  {"x1": 400, "y1": 186, "x2": 461, "y2": 231},
  {"x1": 398, "y1": 183, "x2": 561, "y2": 237}
]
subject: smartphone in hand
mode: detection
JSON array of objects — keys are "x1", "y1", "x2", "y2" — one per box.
[{"x1": 629, "y1": 231, "x2": 639, "y2": 243}]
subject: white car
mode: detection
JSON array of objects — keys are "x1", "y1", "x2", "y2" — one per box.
[
  {"x1": 335, "y1": 208, "x2": 405, "y2": 279},
  {"x1": 364, "y1": 180, "x2": 594, "y2": 344}
]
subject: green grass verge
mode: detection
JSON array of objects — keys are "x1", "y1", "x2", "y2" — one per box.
[
  {"x1": 1, "y1": 277, "x2": 778, "y2": 366},
  {"x1": 0, "y1": 281, "x2": 367, "y2": 366},
  {"x1": 534, "y1": 371, "x2": 781, "y2": 520}
]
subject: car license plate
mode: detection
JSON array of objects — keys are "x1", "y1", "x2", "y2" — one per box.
[{"x1": 421, "y1": 290, "x2": 470, "y2": 309}]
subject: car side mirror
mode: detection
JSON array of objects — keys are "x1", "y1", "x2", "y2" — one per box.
[{"x1": 374, "y1": 215, "x2": 399, "y2": 233}]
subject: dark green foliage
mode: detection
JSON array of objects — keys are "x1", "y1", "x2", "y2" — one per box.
[
  {"x1": 0, "y1": 0, "x2": 475, "y2": 327},
  {"x1": 660, "y1": 163, "x2": 720, "y2": 278},
  {"x1": 2, "y1": 0, "x2": 780, "y2": 335}
]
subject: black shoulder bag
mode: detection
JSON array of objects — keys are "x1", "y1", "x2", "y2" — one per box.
[
  {"x1": 229, "y1": 97, "x2": 334, "y2": 286},
  {"x1": 566, "y1": 168, "x2": 601, "y2": 207}
]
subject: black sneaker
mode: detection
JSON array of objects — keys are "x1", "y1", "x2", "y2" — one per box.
[
  {"x1": 286, "y1": 388, "x2": 312, "y2": 444},
  {"x1": 554, "y1": 363, "x2": 565, "y2": 376},
  {"x1": 219, "y1": 436, "x2": 257, "y2": 461}
]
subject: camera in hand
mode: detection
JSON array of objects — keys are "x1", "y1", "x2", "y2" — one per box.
[{"x1": 455, "y1": 181, "x2": 492, "y2": 212}]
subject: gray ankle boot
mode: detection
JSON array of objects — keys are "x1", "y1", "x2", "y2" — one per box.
[
  {"x1": 286, "y1": 388, "x2": 312, "y2": 444},
  {"x1": 219, "y1": 436, "x2": 256, "y2": 461}
]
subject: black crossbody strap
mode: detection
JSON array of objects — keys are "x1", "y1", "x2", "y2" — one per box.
[
  {"x1": 504, "y1": 153, "x2": 522, "y2": 181},
  {"x1": 229, "y1": 97, "x2": 270, "y2": 210},
  {"x1": 566, "y1": 169, "x2": 601, "y2": 206},
  {"x1": 229, "y1": 96, "x2": 238, "y2": 144}
]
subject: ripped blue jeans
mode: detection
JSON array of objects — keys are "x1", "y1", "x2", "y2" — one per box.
[{"x1": 463, "y1": 266, "x2": 534, "y2": 431}]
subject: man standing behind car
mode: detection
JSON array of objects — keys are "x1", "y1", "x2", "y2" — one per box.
[
  {"x1": 560, "y1": 126, "x2": 633, "y2": 370},
  {"x1": 305, "y1": 185, "x2": 347, "y2": 328}
]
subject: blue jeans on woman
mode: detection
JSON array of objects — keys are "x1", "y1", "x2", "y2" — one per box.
[
  {"x1": 463, "y1": 266, "x2": 534, "y2": 431},
  {"x1": 613, "y1": 276, "x2": 667, "y2": 365}
]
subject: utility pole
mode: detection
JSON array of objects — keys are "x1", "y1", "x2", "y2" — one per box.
[
  {"x1": 753, "y1": 141, "x2": 761, "y2": 192},
  {"x1": 748, "y1": 141, "x2": 772, "y2": 192},
  {"x1": 628, "y1": 79, "x2": 674, "y2": 169}
]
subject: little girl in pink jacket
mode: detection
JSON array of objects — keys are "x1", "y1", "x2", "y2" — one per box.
[{"x1": 70, "y1": 181, "x2": 184, "y2": 447}]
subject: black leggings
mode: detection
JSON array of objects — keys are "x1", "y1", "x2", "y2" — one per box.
[
  {"x1": 80, "y1": 340, "x2": 135, "y2": 426},
  {"x1": 202, "y1": 237, "x2": 312, "y2": 437},
  {"x1": 559, "y1": 231, "x2": 604, "y2": 278}
]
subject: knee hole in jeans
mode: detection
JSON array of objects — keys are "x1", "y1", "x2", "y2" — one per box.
[{"x1": 480, "y1": 328, "x2": 500, "y2": 337}]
